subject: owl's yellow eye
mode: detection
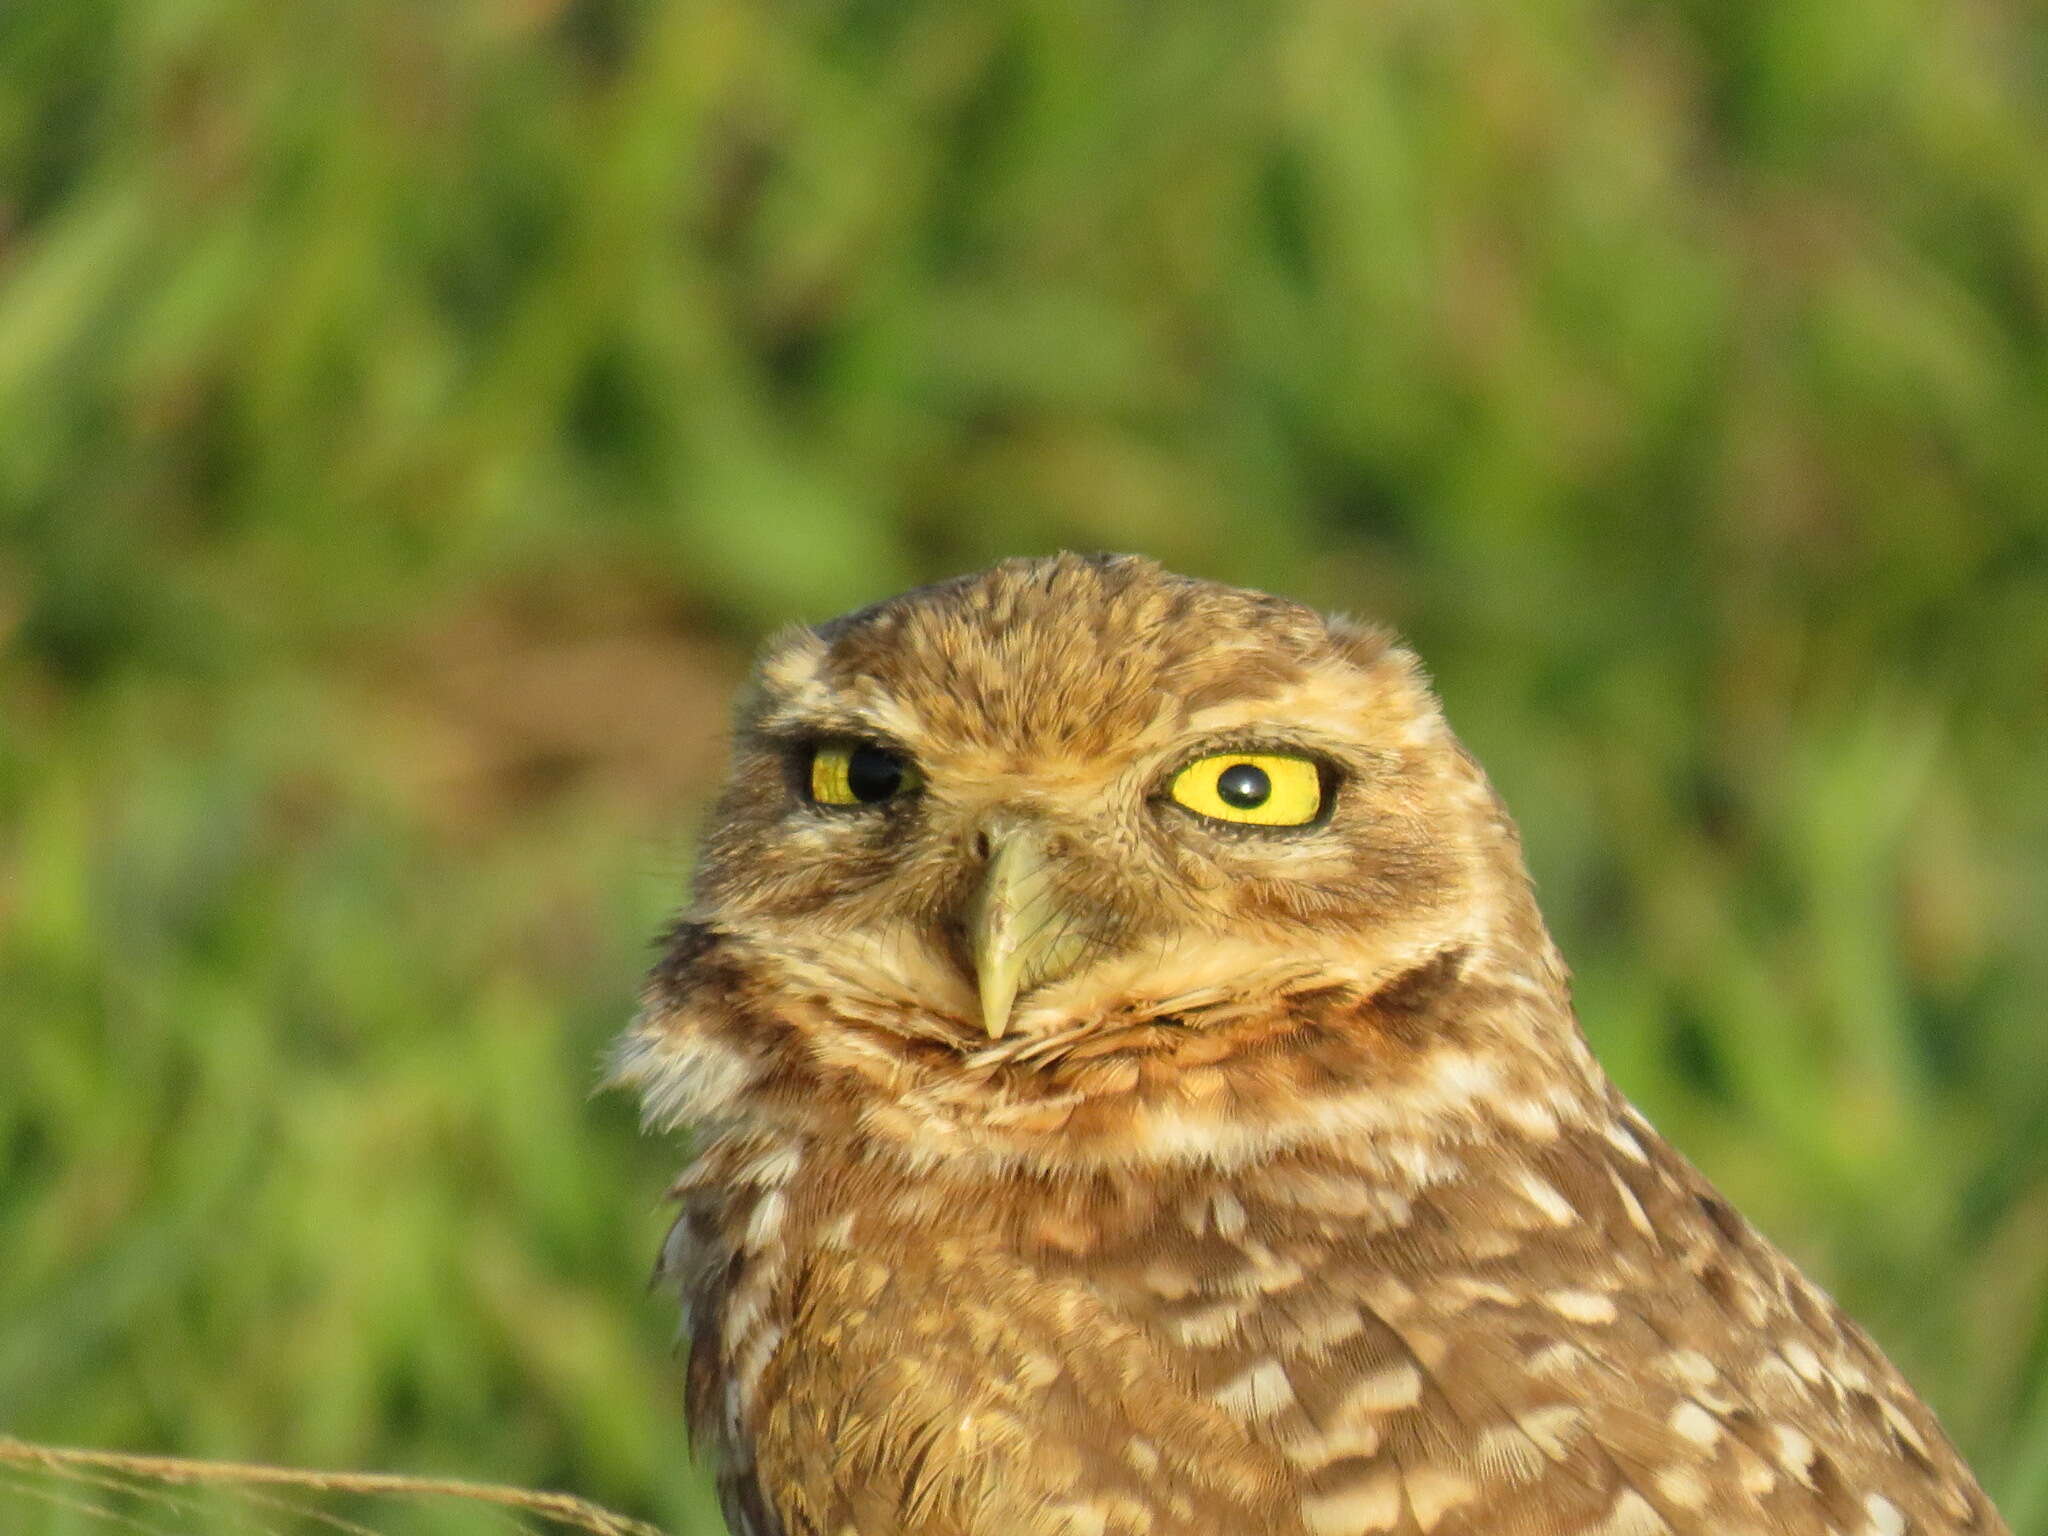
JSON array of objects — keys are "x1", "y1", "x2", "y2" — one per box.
[
  {"x1": 809, "y1": 743, "x2": 919, "y2": 806},
  {"x1": 1169, "y1": 753, "x2": 1324, "y2": 826}
]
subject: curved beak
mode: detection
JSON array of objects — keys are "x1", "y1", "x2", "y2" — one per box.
[{"x1": 964, "y1": 823, "x2": 1095, "y2": 1038}]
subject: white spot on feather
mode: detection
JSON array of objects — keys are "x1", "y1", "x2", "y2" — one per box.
[
  {"x1": 1609, "y1": 1168, "x2": 1654, "y2": 1236},
  {"x1": 1603, "y1": 1119, "x2": 1652, "y2": 1164},
  {"x1": 1402, "y1": 1467, "x2": 1476, "y2": 1531},
  {"x1": 1774, "y1": 1423, "x2": 1819, "y2": 1485},
  {"x1": 1472, "y1": 1422, "x2": 1547, "y2": 1482},
  {"x1": 1171, "y1": 1299, "x2": 1249, "y2": 1348},
  {"x1": 1544, "y1": 1288, "x2": 1618, "y2": 1324},
  {"x1": 1526, "y1": 1341, "x2": 1594, "y2": 1380},
  {"x1": 1663, "y1": 1349, "x2": 1718, "y2": 1386},
  {"x1": 1209, "y1": 1189, "x2": 1249, "y2": 1239},
  {"x1": 1286, "y1": 1300, "x2": 1368, "y2": 1352},
  {"x1": 1781, "y1": 1339, "x2": 1827, "y2": 1384},
  {"x1": 1280, "y1": 1416, "x2": 1384, "y2": 1469},
  {"x1": 1213, "y1": 1358, "x2": 1295, "y2": 1419},
  {"x1": 1513, "y1": 1169, "x2": 1579, "y2": 1226},
  {"x1": 1596, "y1": 1489, "x2": 1672, "y2": 1536},
  {"x1": 1300, "y1": 1472, "x2": 1402, "y2": 1535},
  {"x1": 1655, "y1": 1467, "x2": 1709, "y2": 1511},
  {"x1": 743, "y1": 1190, "x2": 787, "y2": 1252},
  {"x1": 1881, "y1": 1397, "x2": 1934, "y2": 1460},
  {"x1": 1515, "y1": 1404, "x2": 1583, "y2": 1460},
  {"x1": 1863, "y1": 1493, "x2": 1908, "y2": 1536},
  {"x1": 1670, "y1": 1400, "x2": 1721, "y2": 1448},
  {"x1": 1341, "y1": 1361, "x2": 1423, "y2": 1414}
]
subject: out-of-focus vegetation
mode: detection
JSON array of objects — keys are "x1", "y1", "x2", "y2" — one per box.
[{"x1": 1, "y1": 0, "x2": 2045, "y2": 1530}]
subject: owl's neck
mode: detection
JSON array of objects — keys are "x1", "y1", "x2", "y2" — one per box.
[{"x1": 616, "y1": 922, "x2": 1608, "y2": 1187}]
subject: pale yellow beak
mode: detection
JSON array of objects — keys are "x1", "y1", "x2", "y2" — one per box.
[{"x1": 965, "y1": 823, "x2": 1095, "y2": 1038}]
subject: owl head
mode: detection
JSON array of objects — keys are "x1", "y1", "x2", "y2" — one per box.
[{"x1": 620, "y1": 554, "x2": 1588, "y2": 1169}]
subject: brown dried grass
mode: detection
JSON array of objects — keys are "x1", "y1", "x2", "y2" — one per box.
[{"x1": 0, "y1": 1437, "x2": 672, "y2": 1536}]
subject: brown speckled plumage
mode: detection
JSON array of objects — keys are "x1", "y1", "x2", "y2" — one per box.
[{"x1": 613, "y1": 554, "x2": 2004, "y2": 1536}]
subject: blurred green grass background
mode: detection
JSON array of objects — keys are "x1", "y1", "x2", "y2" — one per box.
[{"x1": 2, "y1": 0, "x2": 2046, "y2": 1531}]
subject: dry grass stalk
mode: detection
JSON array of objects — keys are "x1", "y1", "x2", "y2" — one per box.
[{"x1": 0, "y1": 1436, "x2": 673, "y2": 1536}]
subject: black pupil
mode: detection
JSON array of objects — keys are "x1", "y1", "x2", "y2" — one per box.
[
  {"x1": 845, "y1": 745, "x2": 904, "y2": 802},
  {"x1": 1215, "y1": 762, "x2": 1270, "y2": 808}
]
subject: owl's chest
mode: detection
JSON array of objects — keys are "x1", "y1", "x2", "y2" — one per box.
[
  {"x1": 686, "y1": 1152, "x2": 1203, "y2": 1411},
  {"x1": 677, "y1": 1129, "x2": 1999, "y2": 1536},
  {"x1": 694, "y1": 1148, "x2": 1344, "y2": 1359},
  {"x1": 681, "y1": 1141, "x2": 1456, "y2": 1473},
  {"x1": 686, "y1": 1148, "x2": 1330, "y2": 1534}
]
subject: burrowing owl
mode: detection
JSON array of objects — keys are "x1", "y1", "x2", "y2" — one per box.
[{"x1": 614, "y1": 554, "x2": 2003, "y2": 1536}]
